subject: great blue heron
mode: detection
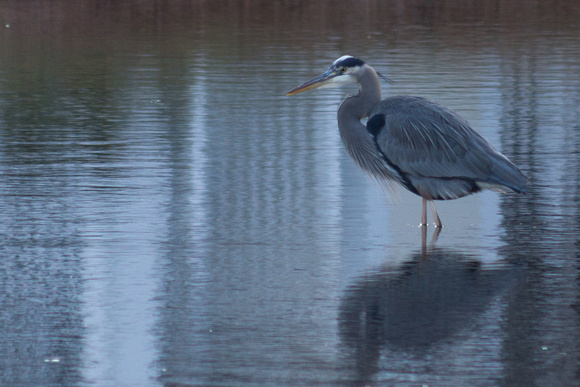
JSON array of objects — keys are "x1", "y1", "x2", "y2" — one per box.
[{"x1": 287, "y1": 55, "x2": 527, "y2": 227}]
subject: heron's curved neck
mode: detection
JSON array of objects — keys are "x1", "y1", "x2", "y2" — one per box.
[
  {"x1": 338, "y1": 65, "x2": 381, "y2": 123},
  {"x1": 336, "y1": 66, "x2": 383, "y2": 173}
]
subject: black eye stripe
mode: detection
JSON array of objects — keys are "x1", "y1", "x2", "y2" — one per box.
[{"x1": 336, "y1": 57, "x2": 365, "y2": 68}]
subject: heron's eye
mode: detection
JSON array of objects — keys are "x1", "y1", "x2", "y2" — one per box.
[{"x1": 340, "y1": 67, "x2": 346, "y2": 73}]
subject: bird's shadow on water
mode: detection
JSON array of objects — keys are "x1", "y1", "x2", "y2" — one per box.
[{"x1": 337, "y1": 247, "x2": 523, "y2": 384}]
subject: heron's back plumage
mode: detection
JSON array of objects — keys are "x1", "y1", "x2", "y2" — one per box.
[{"x1": 367, "y1": 96, "x2": 527, "y2": 200}]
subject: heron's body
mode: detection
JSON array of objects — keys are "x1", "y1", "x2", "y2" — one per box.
[{"x1": 287, "y1": 55, "x2": 527, "y2": 227}]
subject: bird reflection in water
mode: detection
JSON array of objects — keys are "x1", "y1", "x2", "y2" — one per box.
[
  {"x1": 422, "y1": 225, "x2": 442, "y2": 252},
  {"x1": 337, "y1": 248, "x2": 522, "y2": 384}
]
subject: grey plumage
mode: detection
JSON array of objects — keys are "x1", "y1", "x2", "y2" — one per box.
[
  {"x1": 369, "y1": 96, "x2": 527, "y2": 200},
  {"x1": 287, "y1": 55, "x2": 527, "y2": 227}
]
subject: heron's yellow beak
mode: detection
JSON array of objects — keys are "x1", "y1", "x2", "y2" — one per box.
[{"x1": 286, "y1": 70, "x2": 338, "y2": 96}]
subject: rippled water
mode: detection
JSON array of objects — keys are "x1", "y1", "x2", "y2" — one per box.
[{"x1": 0, "y1": 1, "x2": 579, "y2": 385}]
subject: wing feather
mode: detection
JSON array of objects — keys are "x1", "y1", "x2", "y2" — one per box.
[{"x1": 368, "y1": 96, "x2": 526, "y2": 199}]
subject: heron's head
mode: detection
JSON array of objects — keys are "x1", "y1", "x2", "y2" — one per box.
[{"x1": 286, "y1": 55, "x2": 366, "y2": 96}]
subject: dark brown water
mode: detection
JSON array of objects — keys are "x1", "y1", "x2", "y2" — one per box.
[{"x1": 0, "y1": 1, "x2": 579, "y2": 385}]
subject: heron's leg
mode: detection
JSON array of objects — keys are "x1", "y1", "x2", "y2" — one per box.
[
  {"x1": 421, "y1": 198, "x2": 428, "y2": 227},
  {"x1": 430, "y1": 201, "x2": 443, "y2": 228}
]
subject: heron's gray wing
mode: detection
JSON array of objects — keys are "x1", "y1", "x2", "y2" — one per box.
[{"x1": 368, "y1": 96, "x2": 527, "y2": 199}]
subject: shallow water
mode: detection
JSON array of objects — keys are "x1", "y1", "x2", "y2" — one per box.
[{"x1": 0, "y1": 1, "x2": 579, "y2": 385}]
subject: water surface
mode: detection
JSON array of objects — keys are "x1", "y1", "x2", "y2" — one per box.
[{"x1": 0, "y1": 1, "x2": 579, "y2": 385}]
